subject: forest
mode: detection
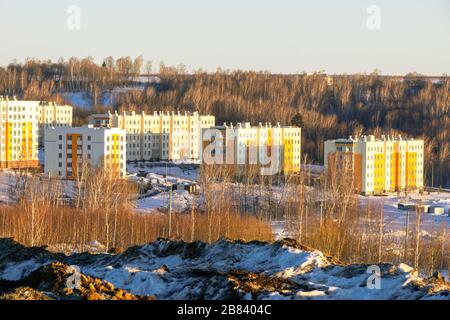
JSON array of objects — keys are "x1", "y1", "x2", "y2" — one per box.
[{"x1": 1, "y1": 57, "x2": 449, "y2": 187}]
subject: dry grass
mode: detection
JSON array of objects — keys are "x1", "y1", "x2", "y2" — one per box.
[{"x1": 0, "y1": 204, "x2": 274, "y2": 252}]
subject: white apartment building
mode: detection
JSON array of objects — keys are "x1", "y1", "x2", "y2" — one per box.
[
  {"x1": 0, "y1": 96, "x2": 40, "y2": 169},
  {"x1": 88, "y1": 111, "x2": 215, "y2": 161},
  {"x1": 202, "y1": 122, "x2": 302, "y2": 174},
  {"x1": 38, "y1": 102, "x2": 73, "y2": 145},
  {"x1": 44, "y1": 126, "x2": 126, "y2": 179},
  {"x1": 324, "y1": 135, "x2": 424, "y2": 195}
]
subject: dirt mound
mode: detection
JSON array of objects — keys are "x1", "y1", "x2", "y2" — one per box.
[
  {"x1": 0, "y1": 238, "x2": 449, "y2": 300},
  {"x1": 0, "y1": 238, "x2": 63, "y2": 264},
  {"x1": 228, "y1": 269, "x2": 302, "y2": 298},
  {"x1": 0, "y1": 262, "x2": 155, "y2": 300}
]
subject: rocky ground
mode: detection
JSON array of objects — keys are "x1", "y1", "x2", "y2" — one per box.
[{"x1": 0, "y1": 238, "x2": 448, "y2": 300}]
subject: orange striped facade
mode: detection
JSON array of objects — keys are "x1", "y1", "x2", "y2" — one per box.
[
  {"x1": 325, "y1": 137, "x2": 424, "y2": 195},
  {"x1": 202, "y1": 123, "x2": 301, "y2": 175},
  {"x1": 66, "y1": 134, "x2": 82, "y2": 178},
  {"x1": 1, "y1": 121, "x2": 39, "y2": 169},
  {"x1": 44, "y1": 127, "x2": 127, "y2": 179}
]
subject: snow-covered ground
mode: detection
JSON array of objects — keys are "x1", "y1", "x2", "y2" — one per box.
[
  {"x1": 0, "y1": 238, "x2": 448, "y2": 300},
  {"x1": 0, "y1": 162, "x2": 447, "y2": 237},
  {"x1": 62, "y1": 92, "x2": 92, "y2": 109},
  {"x1": 127, "y1": 163, "x2": 199, "y2": 213},
  {"x1": 127, "y1": 162, "x2": 199, "y2": 181},
  {"x1": 136, "y1": 191, "x2": 195, "y2": 214},
  {"x1": 101, "y1": 86, "x2": 146, "y2": 106},
  {"x1": 360, "y1": 192, "x2": 450, "y2": 234},
  {"x1": 62, "y1": 86, "x2": 146, "y2": 109},
  {"x1": 126, "y1": 163, "x2": 450, "y2": 236}
]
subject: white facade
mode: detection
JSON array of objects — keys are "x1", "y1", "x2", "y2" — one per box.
[
  {"x1": 203, "y1": 122, "x2": 302, "y2": 174},
  {"x1": 89, "y1": 111, "x2": 215, "y2": 161},
  {"x1": 0, "y1": 96, "x2": 40, "y2": 168},
  {"x1": 44, "y1": 126, "x2": 126, "y2": 179},
  {"x1": 38, "y1": 102, "x2": 73, "y2": 145}
]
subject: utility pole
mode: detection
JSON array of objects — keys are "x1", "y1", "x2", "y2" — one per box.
[
  {"x1": 431, "y1": 163, "x2": 434, "y2": 188},
  {"x1": 190, "y1": 197, "x2": 195, "y2": 242},
  {"x1": 319, "y1": 201, "x2": 324, "y2": 228},
  {"x1": 378, "y1": 205, "x2": 384, "y2": 263},
  {"x1": 403, "y1": 210, "x2": 410, "y2": 262},
  {"x1": 305, "y1": 203, "x2": 308, "y2": 242},
  {"x1": 168, "y1": 187, "x2": 173, "y2": 239},
  {"x1": 414, "y1": 208, "x2": 422, "y2": 271}
]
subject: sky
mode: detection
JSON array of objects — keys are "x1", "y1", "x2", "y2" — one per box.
[{"x1": 0, "y1": 0, "x2": 449, "y2": 75}]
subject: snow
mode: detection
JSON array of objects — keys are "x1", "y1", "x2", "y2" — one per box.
[
  {"x1": 0, "y1": 239, "x2": 447, "y2": 300},
  {"x1": 62, "y1": 86, "x2": 146, "y2": 109},
  {"x1": 78, "y1": 240, "x2": 444, "y2": 299},
  {"x1": 62, "y1": 92, "x2": 92, "y2": 109},
  {"x1": 136, "y1": 191, "x2": 194, "y2": 213},
  {"x1": 127, "y1": 163, "x2": 199, "y2": 181},
  {"x1": 360, "y1": 191, "x2": 450, "y2": 235},
  {"x1": 127, "y1": 163, "x2": 198, "y2": 213},
  {"x1": 1, "y1": 260, "x2": 43, "y2": 281},
  {"x1": 102, "y1": 86, "x2": 146, "y2": 106}
]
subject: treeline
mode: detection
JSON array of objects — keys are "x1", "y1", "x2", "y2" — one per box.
[
  {"x1": 122, "y1": 71, "x2": 449, "y2": 187},
  {"x1": 0, "y1": 168, "x2": 273, "y2": 252},
  {"x1": 1, "y1": 58, "x2": 449, "y2": 186},
  {"x1": 0, "y1": 56, "x2": 149, "y2": 104}
]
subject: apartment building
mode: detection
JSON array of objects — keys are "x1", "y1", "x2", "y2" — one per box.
[
  {"x1": 0, "y1": 96, "x2": 40, "y2": 169},
  {"x1": 324, "y1": 135, "x2": 424, "y2": 195},
  {"x1": 202, "y1": 122, "x2": 302, "y2": 175},
  {"x1": 88, "y1": 111, "x2": 215, "y2": 161},
  {"x1": 44, "y1": 126, "x2": 126, "y2": 179},
  {"x1": 38, "y1": 102, "x2": 73, "y2": 145}
]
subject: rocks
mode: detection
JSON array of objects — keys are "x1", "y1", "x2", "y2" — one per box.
[{"x1": 227, "y1": 270, "x2": 300, "y2": 299}]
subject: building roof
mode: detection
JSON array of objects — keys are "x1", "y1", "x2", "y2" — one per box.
[
  {"x1": 216, "y1": 122, "x2": 300, "y2": 130},
  {"x1": 331, "y1": 135, "x2": 422, "y2": 143}
]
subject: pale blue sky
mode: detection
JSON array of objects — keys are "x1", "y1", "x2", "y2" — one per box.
[{"x1": 0, "y1": 0, "x2": 449, "y2": 75}]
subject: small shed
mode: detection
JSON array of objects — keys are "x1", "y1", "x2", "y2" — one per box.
[
  {"x1": 398, "y1": 203, "x2": 416, "y2": 211},
  {"x1": 428, "y1": 206, "x2": 446, "y2": 215}
]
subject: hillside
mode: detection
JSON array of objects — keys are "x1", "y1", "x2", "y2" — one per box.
[{"x1": 0, "y1": 238, "x2": 448, "y2": 300}]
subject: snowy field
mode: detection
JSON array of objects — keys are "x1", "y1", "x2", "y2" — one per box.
[
  {"x1": 360, "y1": 192, "x2": 450, "y2": 234},
  {"x1": 0, "y1": 163, "x2": 448, "y2": 237},
  {"x1": 127, "y1": 163, "x2": 199, "y2": 213}
]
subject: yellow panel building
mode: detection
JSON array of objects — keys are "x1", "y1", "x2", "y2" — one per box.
[
  {"x1": 88, "y1": 111, "x2": 215, "y2": 161},
  {"x1": 324, "y1": 135, "x2": 424, "y2": 195},
  {"x1": 0, "y1": 96, "x2": 40, "y2": 169},
  {"x1": 202, "y1": 122, "x2": 301, "y2": 175}
]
